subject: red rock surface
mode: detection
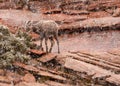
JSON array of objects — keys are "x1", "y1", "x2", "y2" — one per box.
[{"x1": 0, "y1": 0, "x2": 120, "y2": 86}]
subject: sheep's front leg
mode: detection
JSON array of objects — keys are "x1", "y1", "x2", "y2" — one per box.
[
  {"x1": 49, "y1": 37, "x2": 55, "y2": 53},
  {"x1": 45, "y1": 38, "x2": 48, "y2": 53},
  {"x1": 39, "y1": 38, "x2": 43, "y2": 51},
  {"x1": 39, "y1": 38, "x2": 42, "y2": 49}
]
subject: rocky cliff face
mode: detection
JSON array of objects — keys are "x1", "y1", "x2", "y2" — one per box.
[{"x1": 0, "y1": 0, "x2": 120, "y2": 86}]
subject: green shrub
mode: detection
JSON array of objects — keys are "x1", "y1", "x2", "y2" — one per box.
[{"x1": 0, "y1": 25, "x2": 33, "y2": 68}]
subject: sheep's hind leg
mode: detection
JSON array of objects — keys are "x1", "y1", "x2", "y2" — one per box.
[
  {"x1": 49, "y1": 37, "x2": 55, "y2": 53},
  {"x1": 39, "y1": 36, "x2": 44, "y2": 51},
  {"x1": 55, "y1": 34, "x2": 60, "y2": 53}
]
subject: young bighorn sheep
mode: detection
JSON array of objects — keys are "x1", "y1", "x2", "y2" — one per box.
[
  {"x1": 11, "y1": 0, "x2": 29, "y2": 9},
  {"x1": 11, "y1": 0, "x2": 36, "y2": 12},
  {"x1": 25, "y1": 20, "x2": 60, "y2": 53}
]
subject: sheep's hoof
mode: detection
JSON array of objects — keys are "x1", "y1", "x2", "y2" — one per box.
[
  {"x1": 41, "y1": 47, "x2": 44, "y2": 51},
  {"x1": 45, "y1": 52, "x2": 49, "y2": 54},
  {"x1": 36, "y1": 46, "x2": 40, "y2": 49}
]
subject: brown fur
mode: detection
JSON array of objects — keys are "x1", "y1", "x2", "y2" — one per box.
[{"x1": 26, "y1": 20, "x2": 60, "y2": 53}]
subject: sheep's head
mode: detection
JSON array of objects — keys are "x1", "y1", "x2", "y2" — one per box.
[
  {"x1": 25, "y1": 20, "x2": 39, "y2": 33},
  {"x1": 25, "y1": 20, "x2": 33, "y2": 32}
]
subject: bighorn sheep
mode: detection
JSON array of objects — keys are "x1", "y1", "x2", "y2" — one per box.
[
  {"x1": 11, "y1": 0, "x2": 36, "y2": 12},
  {"x1": 25, "y1": 20, "x2": 60, "y2": 53},
  {"x1": 11, "y1": 0, "x2": 29, "y2": 8}
]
